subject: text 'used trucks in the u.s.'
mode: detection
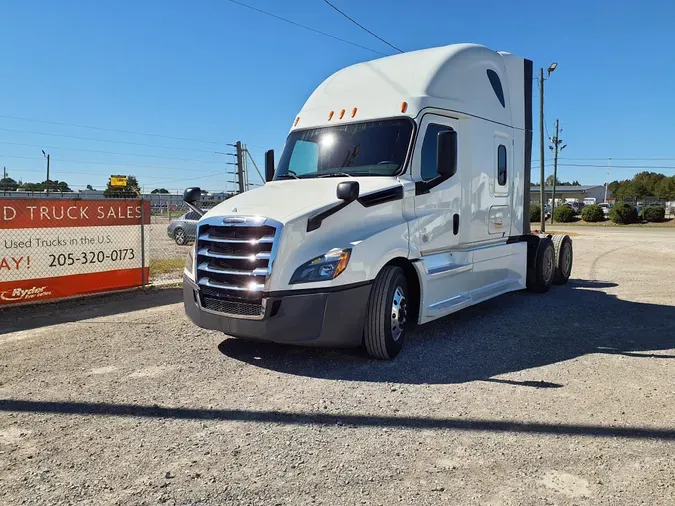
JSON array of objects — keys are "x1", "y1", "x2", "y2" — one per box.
[{"x1": 181, "y1": 43, "x2": 573, "y2": 359}]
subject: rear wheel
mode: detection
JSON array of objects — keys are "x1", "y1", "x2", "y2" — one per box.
[
  {"x1": 526, "y1": 237, "x2": 555, "y2": 293},
  {"x1": 174, "y1": 228, "x2": 187, "y2": 245},
  {"x1": 364, "y1": 266, "x2": 408, "y2": 360},
  {"x1": 552, "y1": 234, "x2": 573, "y2": 285}
]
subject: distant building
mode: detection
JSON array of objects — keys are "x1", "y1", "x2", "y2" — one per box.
[{"x1": 530, "y1": 185, "x2": 608, "y2": 204}]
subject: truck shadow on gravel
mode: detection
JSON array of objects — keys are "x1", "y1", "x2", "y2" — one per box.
[
  {"x1": 0, "y1": 287, "x2": 183, "y2": 334},
  {"x1": 218, "y1": 279, "x2": 675, "y2": 385}
]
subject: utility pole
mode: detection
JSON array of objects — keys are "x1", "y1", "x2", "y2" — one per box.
[
  {"x1": 538, "y1": 62, "x2": 558, "y2": 232},
  {"x1": 604, "y1": 157, "x2": 611, "y2": 203},
  {"x1": 549, "y1": 119, "x2": 566, "y2": 223},
  {"x1": 42, "y1": 150, "x2": 50, "y2": 195},
  {"x1": 2, "y1": 166, "x2": 6, "y2": 180},
  {"x1": 235, "y1": 141, "x2": 245, "y2": 194}
]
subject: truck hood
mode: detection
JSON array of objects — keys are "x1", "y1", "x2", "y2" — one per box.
[{"x1": 203, "y1": 177, "x2": 402, "y2": 223}]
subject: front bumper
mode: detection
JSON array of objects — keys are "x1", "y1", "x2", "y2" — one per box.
[{"x1": 183, "y1": 276, "x2": 372, "y2": 348}]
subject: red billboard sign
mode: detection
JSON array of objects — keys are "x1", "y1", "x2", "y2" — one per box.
[{"x1": 0, "y1": 199, "x2": 150, "y2": 305}]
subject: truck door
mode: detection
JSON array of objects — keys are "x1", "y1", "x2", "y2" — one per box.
[
  {"x1": 411, "y1": 114, "x2": 467, "y2": 316},
  {"x1": 412, "y1": 114, "x2": 462, "y2": 258}
]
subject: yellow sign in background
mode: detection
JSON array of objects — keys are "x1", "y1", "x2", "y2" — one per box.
[{"x1": 110, "y1": 176, "x2": 127, "y2": 188}]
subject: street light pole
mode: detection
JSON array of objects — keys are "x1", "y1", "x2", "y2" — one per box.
[
  {"x1": 42, "y1": 150, "x2": 50, "y2": 195},
  {"x1": 539, "y1": 68, "x2": 545, "y2": 233},
  {"x1": 538, "y1": 62, "x2": 558, "y2": 232}
]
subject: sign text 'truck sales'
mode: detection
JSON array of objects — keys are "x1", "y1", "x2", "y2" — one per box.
[{"x1": 0, "y1": 199, "x2": 150, "y2": 305}]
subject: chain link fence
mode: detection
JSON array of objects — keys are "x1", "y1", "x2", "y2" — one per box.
[{"x1": 148, "y1": 200, "x2": 224, "y2": 283}]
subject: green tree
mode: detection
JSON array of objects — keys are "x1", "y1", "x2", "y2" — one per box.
[
  {"x1": 633, "y1": 171, "x2": 665, "y2": 195},
  {"x1": 104, "y1": 175, "x2": 141, "y2": 198},
  {"x1": 16, "y1": 179, "x2": 71, "y2": 192},
  {"x1": 654, "y1": 176, "x2": 675, "y2": 200},
  {"x1": 545, "y1": 175, "x2": 559, "y2": 186},
  {"x1": 607, "y1": 180, "x2": 621, "y2": 196},
  {"x1": 545, "y1": 175, "x2": 580, "y2": 187},
  {"x1": 151, "y1": 188, "x2": 169, "y2": 194},
  {"x1": 86, "y1": 184, "x2": 94, "y2": 190},
  {"x1": 0, "y1": 176, "x2": 18, "y2": 191}
]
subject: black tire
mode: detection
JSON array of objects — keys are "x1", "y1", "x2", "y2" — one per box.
[
  {"x1": 364, "y1": 266, "x2": 408, "y2": 360},
  {"x1": 552, "y1": 234, "x2": 573, "y2": 285},
  {"x1": 527, "y1": 237, "x2": 555, "y2": 293},
  {"x1": 174, "y1": 228, "x2": 187, "y2": 245}
]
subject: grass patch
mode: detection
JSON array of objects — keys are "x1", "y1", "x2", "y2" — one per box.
[
  {"x1": 550, "y1": 218, "x2": 675, "y2": 227},
  {"x1": 150, "y1": 258, "x2": 186, "y2": 277}
]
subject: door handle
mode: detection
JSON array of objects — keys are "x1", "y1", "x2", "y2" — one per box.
[{"x1": 453, "y1": 213, "x2": 459, "y2": 235}]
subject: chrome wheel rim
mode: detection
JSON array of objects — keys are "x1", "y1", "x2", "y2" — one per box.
[
  {"x1": 543, "y1": 247, "x2": 554, "y2": 282},
  {"x1": 562, "y1": 243, "x2": 572, "y2": 276},
  {"x1": 175, "y1": 230, "x2": 185, "y2": 243},
  {"x1": 390, "y1": 286, "x2": 407, "y2": 342}
]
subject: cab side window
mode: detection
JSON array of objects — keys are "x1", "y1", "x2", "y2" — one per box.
[
  {"x1": 497, "y1": 145, "x2": 507, "y2": 186},
  {"x1": 421, "y1": 124, "x2": 454, "y2": 181}
]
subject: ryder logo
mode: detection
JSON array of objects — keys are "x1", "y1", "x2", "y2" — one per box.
[{"x1": 0, "y1": 286, "x2": 52, "y2": 302}]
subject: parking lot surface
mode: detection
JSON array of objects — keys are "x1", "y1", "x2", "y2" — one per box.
[{"x1": 1, "y1": 228, "x2": 674, "y2": 505}]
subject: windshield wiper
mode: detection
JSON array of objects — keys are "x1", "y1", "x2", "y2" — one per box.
[
  {"x1": 277, "y1": 173, "x2": 299, "y2": 180},
  {"x1": 316, "y1": 171, "x2": 353, "y2": 178}
]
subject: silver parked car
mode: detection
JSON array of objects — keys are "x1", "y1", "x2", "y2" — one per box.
[{"x1": 167, "y1": 211, "x2": 200, "y2": 245}]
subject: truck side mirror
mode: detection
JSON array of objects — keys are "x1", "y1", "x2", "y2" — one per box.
[
  {"x1": 265, "y1": 150, "x2": 275, "y2": 182},
  {"x1": 183, "y1": 187, "x2": 202, "y2": 204},
  {"x1": 183, "y1": 187, "x2": 205, "y2": 217},
  {"x1": 336, "y1": 181, "x2": 359, "y2": 202},
  {"x1": 437, "y1": 130, "x2": 458, "y2": 178}
]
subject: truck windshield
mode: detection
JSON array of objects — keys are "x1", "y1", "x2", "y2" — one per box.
[{"x1": 274, "y1": 119, "x2": 413, "y2": 179}]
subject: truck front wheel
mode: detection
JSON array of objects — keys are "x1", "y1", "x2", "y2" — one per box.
[{"x1": 364, "y1": 266, "x2": 408, "y2": 360}]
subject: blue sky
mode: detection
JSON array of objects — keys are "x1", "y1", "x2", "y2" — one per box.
[{"x1": 2, "y1": 0, "x2": 675, "y2": 193}]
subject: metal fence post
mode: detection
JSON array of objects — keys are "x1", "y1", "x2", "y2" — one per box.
[{"x1": 140, "y1": 198, "x2": 147, "y2": 287}]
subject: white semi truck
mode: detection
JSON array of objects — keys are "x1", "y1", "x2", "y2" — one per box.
[{"x1": 182, "y1": 43, "x2": 573, "y2": 359}]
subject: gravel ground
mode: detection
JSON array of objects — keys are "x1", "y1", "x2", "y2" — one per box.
[{"x1": 1, "y1": 228, "x2": 674, "y2": 505}]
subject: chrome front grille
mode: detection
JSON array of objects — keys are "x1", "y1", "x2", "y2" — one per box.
[{"x1": 195, "y1": 216, "x2": 281, "y2": 319}]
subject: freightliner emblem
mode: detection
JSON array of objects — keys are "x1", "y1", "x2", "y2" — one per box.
[{"x1": 223, "y1": 217, "x2": 246, "y2": 224}]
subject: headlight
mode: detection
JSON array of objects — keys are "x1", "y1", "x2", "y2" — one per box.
[
  {"x1": 290, "y1": 248, "x2": 351, "y2": 284},
  {"x1": 185, "y1": 244, "x2": 196, "y2": 280}
]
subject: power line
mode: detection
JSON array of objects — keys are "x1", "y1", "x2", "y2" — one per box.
[
  {"x1": 2, "y1": 166, "x2": 223, "y2": 181},
  {"x1": 558, "y1": 163, "x2": 675, "y2": 170},
  {"x1": 0, "y1": 155, "x2": 238, "y2": 178},
  {"x1": 146, "y1": 170, "x2": 231, "y2": 186},
  {"x1": 0, "y1": 114, "x2": 222, "y2": 145},
  {"x1": 225, "y1": 0, "x2": 388, "y2": 56},
  {"x1": 535, "y1": 157, "x2": 675, "y2": 162},
  {"x1": 322, "y1": 0, "x2": 403, "y2": 53},
  {"x1": 244, "y1": 148, "x2": 265, "y2": 183},
  {"x1": 0, "y1": 127, "x2": 222, "y2": 154},
  {"x1": 0, "y1": 141, "x2": 225, "y2": 164},
  {"x1": 0, "y1": 153, "x2": 235, "y2": 174}
]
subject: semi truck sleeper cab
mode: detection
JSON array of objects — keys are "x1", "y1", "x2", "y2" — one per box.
[{"x1": 182, "y1": 43, "x2": 573, "y2": 359}]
